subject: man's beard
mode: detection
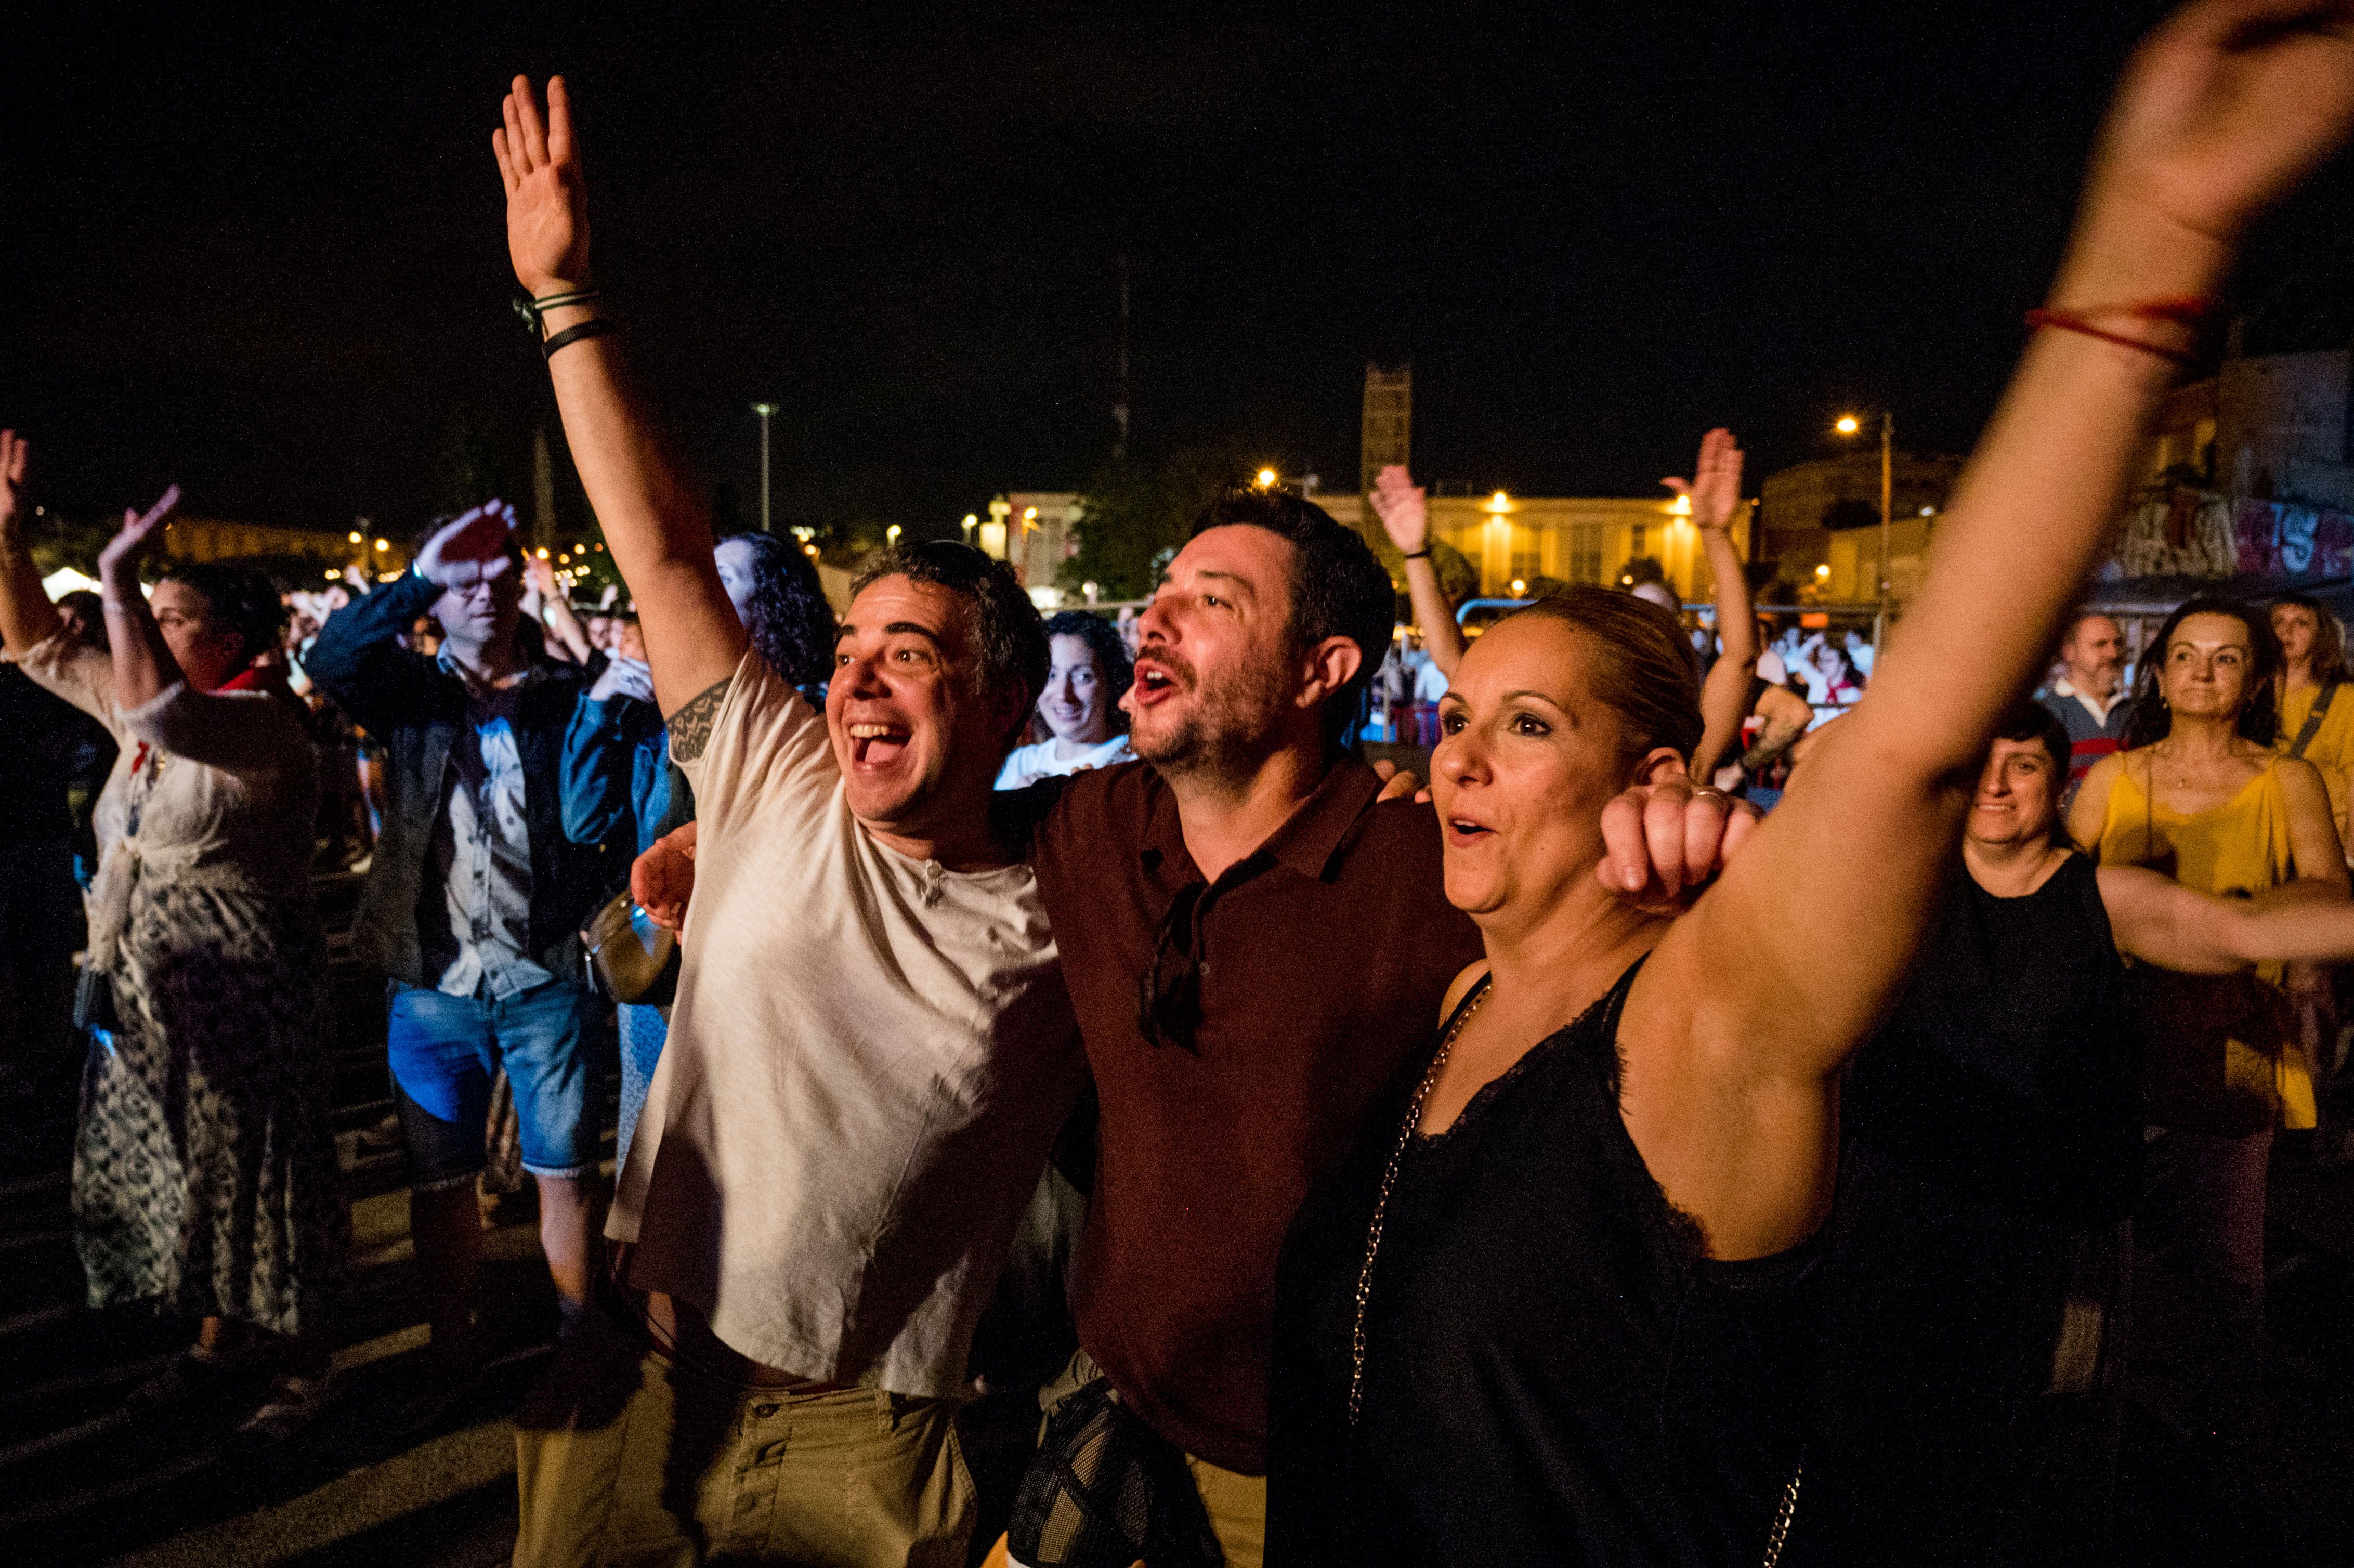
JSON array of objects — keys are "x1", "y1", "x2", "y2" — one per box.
[{"x1": 1131, "y1": 647, "x2": 1292, "y2": 787}]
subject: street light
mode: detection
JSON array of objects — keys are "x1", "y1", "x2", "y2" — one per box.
[
  {"x1": 1835, "y1": 410, "x2": 1894, "y2": 649},
  {"x1": 962, "y1": 513, "x2": 978, "y2": 544},
  {"x1": 1256, "y1": 468, "x2": 1277, "y2": 489},
  {"x1": 751, "y1": 403, "x2": 780, "y2": 534},
  {"x1": 886, "y1": 524, "x2": 902, "y2": 545}
]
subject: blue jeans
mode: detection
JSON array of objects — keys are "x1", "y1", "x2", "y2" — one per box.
[
  {"x1": 387, "y1": 978, "x2": 604, "y2": 1183},
  {"x1": 614, "y1": 1002, "x2": 669, "y2": 1173}
]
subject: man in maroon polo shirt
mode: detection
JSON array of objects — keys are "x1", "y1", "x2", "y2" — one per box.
[{"x1": 1012, "y1": 487, "x2": 1484, "y2": 1566}]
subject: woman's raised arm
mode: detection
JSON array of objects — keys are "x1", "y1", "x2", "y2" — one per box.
[
  {"x1": 1630, "y1": 0, "x2": 2354, "y2": 1259},
  {"x1": 1669, "y1": 429, "x2": 1756, "y2": 782},
  {"x1": 0, "y1": 432, "x2": 64, "y2": 659}
]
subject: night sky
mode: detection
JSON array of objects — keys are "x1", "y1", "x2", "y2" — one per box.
[{"x1": 7, "y1": 1, "x2": 2349, "y2": 543}]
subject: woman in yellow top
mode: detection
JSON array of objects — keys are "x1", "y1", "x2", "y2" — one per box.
[
  {"x1": 2068, "y1": 595, "x2": 2345, "y2": 1436},
  {"x1": 2272, "y1": 592, "x2": 2354, "y2": 852}
]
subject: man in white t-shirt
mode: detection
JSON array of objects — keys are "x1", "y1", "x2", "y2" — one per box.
[{"x1": 496, "y1": 81, "x2": 1082, "y2": 1566}]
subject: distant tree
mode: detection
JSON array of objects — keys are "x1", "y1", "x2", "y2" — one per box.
[
  {"x1": 433, "y1": 401, "x2": 519, "y2": 516},
  {"x1": 1064, "y1": 437, "x2": 1269, "y2": 602}
]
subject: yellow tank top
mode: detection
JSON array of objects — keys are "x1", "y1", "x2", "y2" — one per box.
[
  {"x1": 2095, "y1": 753, "x2": 2294, "y2": 900},
  {"x1": 2096, "y1": 752, "x2": 2311, "y2": 1129},
  {"x1": 2277, "y1": 681, "x2": 2354, "y2": 849}
]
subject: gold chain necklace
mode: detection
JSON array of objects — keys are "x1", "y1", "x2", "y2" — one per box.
[{"x1": 1349, "y1": 976, "x2": 1490, "y2": 1427}]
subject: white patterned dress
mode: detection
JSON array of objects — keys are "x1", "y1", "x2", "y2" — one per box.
[{"x1": 9, "y1": 633, "x2": 343, "y2": 1335}]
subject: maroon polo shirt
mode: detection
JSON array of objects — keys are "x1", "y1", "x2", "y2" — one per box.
[{"x1": 1032, "y1": 756, "x2": 1483, "y2": 1475}]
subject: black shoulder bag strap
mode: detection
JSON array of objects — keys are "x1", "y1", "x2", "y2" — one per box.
[{"x1": 2290, "y1": 675, "x2": 2344, "y2": 760}]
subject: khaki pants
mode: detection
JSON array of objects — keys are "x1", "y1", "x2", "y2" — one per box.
[
  {"x1": 1000, "y1": 1350, "x2": 1264, "y2": 1568},
  {"x1": 515, "y1": 1306, "x2": 975, "y2": 1567}
]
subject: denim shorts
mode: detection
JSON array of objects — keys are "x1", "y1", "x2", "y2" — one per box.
[{"x1": 386, "y1": 977, "x2": 604, "y2": 1183}]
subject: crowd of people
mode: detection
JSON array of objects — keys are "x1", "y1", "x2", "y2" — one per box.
[{"x1": 8, "y1": 3, "x2": 2354, "y2": 1564}]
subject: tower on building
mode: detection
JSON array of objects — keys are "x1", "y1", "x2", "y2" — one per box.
[{"x1": 1361, "y1": 364, "x2": 1411, "y2": 497}]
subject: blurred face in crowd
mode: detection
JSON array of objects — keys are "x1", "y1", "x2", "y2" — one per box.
[
  {"x1": 430, "y1": 552, "x2": 524, "y2": 660},
  {"x1": 1818, "y1": 643, "x2": 1852, "y2": 684},
  {"x1": 1431, "y1": 613, "x2": 1680, "y2": 931},
  {"x1": 585, "y1": 613, "x2": 617, "y2": 650},
  {"x1": 616, "y1": 619, "x2": 647, "y2": 663},
  {"x1": 151, "y1": 579, "x2": 251, "y2": 692},
  {"x1": 829, "y1": 574, "x2": 1021, "y2": 835},
  {"x1": 2272, "y1": 603, "x2": 2319, "y2": 673},
  {"x1": 713, "y1": 538, "x2": 762, "y2": 628},
  {"x1": 1966, "y1": 737, "x2": 2062, "y2": 851},
  {"x1": 1040, "y1": 633, "x2": 1112, "y2": 747},
  {"x1": 2063, "y1": 614, "x2": 2126, "y2": 696},
  {"x1": 2157, "y1": 611, "x2": 2254, "y2": 724},
  {"x1": 1127, "y1": 525, "x2": 1303, "y2": 779}
]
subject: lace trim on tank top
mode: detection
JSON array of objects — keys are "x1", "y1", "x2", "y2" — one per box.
[{"x1": 1412, "y1": 958, "x2": 1716, "y2": 1263}]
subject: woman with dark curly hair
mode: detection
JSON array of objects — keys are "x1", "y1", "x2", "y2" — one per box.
[
  {"x1": 563, "y1": 529, "x2": 834, "y2": 1166},
  {"x1": 0, "y1": 439, "x2": 343, "y2": 1438},
  {"x1": 996, "y1": 609, "x2": 1135, "y2": 789}
]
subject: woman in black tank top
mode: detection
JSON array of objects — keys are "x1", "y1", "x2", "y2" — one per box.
[{"x1": 1263, "y1": 32, "x2": 2354, "y2": 1563}]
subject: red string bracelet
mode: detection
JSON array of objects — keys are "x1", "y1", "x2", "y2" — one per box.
[{"x1": 2023, "y1": 296, "x2": 2219, "y2": 367}]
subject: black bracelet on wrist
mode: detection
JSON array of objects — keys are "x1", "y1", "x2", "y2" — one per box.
[
  {"x1": 542, "y1": 318, "x2": 617, "y2": 360},
  {"x1": 513, "y1": 288, "x2": 604, "y2": 338},
  {"x1": 1403, "y1": 548, "x2": 1430, "y2": 561}
]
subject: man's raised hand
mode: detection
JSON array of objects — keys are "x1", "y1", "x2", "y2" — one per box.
[
  {"x1": 415, "y1": 500, "x2": 517, "y2": 587},
  {"x1": 494, "y1": 75, "x2": 592, "y2": 297},
  {"x1": 1661, "y1": 427, "x2": 1743, "y2": 533}
]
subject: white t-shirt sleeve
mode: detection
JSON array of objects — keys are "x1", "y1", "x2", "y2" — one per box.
[{"x1": 672, "y1": 646, "x2": 838, "y2": 840}]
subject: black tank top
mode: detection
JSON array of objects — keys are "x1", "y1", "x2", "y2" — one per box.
[
  {"x1": 1268, "y1": 959, "x2": 1816, "y2": 1568},
  {"x1": 1839, "y1": 851, "x2": 2138, "y2": 1224}
]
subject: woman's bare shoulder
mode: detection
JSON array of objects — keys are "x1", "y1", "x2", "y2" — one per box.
[{"x1": 1437, "y1": 960, "x2": 1491, "y2": 1028}]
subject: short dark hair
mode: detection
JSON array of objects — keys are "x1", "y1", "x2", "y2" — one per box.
[
  {"x1": 159, "y1": 563, "x2": 286, "y2": 669},
  {"x1": 718, "y1": 532, "x2": 835, "y2": 689},
  {"x1": 1042, "y1": 609, "x2": 1135, "y2": 733},
  {"x1": 2123, "y1": 595, "x2": 2281, "y2": 749},
  {"x1": 851, "y1": 541, "x2": 1049, "y2": 754},
  {"x1": 1994, "y1": 696, "x2": 2071, "y2": 781},
  {"x1": 1188, "y1": 486, "x2": 1395, "y2": 746}
]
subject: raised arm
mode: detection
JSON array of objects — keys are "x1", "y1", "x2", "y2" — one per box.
[
  {"x1": 495, "y1": 76, "x2": 746, "y2": 727},
  {"x1": 1632, "y1": 0, "x2": 2354, "y2": 1257},
  {"x1": 1668, "y1": 429, "x2": 1756, "y2": 780},
  {"x1": 0, "y1": 431, "x2": 64, "y2": 658},
  {"x1": 94, "y1": 486, "x2": 187, "y2": 712},
  {"x1": 1369, "y1": 465, "x2": 1467, "y2": 677},
  {"x1": 528, "y1": 555, "x2": 596, "y2": 663}
]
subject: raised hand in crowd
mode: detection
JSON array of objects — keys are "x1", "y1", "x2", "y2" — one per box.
[
  {"x1": 93, "y1": 485, "x2": 189, "y2": 708},
  {"x1": 0, "y1": 429, "x2": 66, "y2": 657},
  {"x1": 1370, "y1": 463, "x2": 1467, "y2": 676},
  {"x1": 414, "y1": 500, "x2": 518, "y2": 588},
  {"x1": 1664, "y1": 428, "x2": 1763, "y2": 785},
  {"x1": 525, "y1": 553, "x2": 595, "y2": 662},
  {"x1": 496, "y1": 75, "x2": 745, "y2": 724}
]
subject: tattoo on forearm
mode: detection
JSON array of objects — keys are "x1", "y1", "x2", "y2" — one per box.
[{"x1": 668, "y1": 677, "x2": 733, "y2": 762}]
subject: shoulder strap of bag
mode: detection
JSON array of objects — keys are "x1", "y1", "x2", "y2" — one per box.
[{"x1": 2290, "y1": 675, "x2": 2344, "y2": 760}]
